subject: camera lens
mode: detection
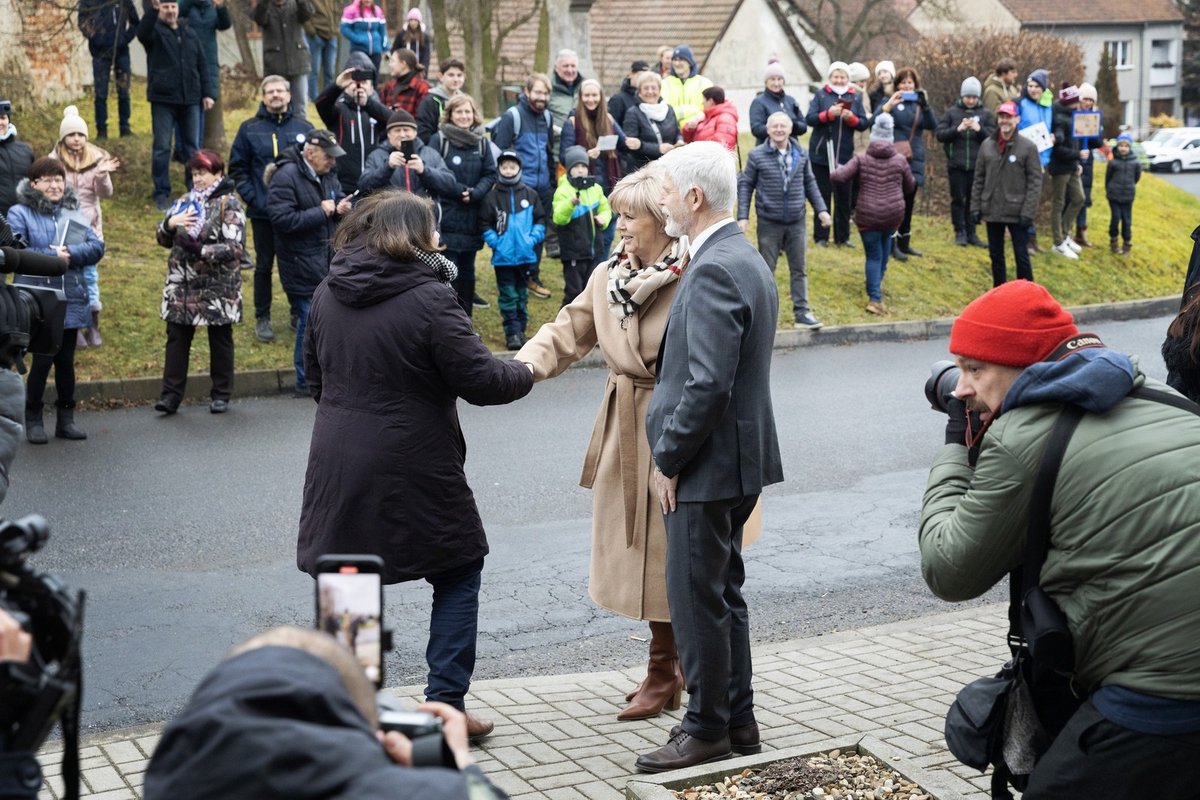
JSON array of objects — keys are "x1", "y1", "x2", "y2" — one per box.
[{"x1": 925, "y1": 360, "x2": 960, "y2": 412}]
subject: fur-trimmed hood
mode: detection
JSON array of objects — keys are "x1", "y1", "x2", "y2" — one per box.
[{"x1": 15, "y1": 178, "x2": 80, "y2": 214}]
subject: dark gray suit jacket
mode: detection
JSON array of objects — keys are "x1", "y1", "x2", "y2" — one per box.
[{"x1": 646, "y1": 221, "x2": 784, "y2": 502}]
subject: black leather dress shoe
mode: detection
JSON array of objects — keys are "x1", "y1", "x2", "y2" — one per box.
[
  {"x1": 670, "y1": 722, "x2": 761, "y2": 755},
  {"x1": 635, "y1": 730, "x2": 731, "y2": 773},
  {"x1": 154, "y1": 398, "x2": 180, "y2": 415}
]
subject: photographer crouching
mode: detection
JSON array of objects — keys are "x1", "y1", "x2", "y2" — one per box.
[
  {"x1": 920, "y1": 281, "x2": 1200, "y2": 798},
  {"x1": 144, "y1": 627, "x2": 510, "y2": 799}
]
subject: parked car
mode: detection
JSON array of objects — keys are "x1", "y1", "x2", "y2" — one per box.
[{"x1": 1144, "y1": 127, "x2": 1200, "y2": 172}]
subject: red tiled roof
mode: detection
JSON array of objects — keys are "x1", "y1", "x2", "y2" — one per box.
[{"x1": 996, "y1": 0, "x2": 1183, "y2": 24}]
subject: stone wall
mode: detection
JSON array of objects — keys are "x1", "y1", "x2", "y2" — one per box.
[{"x1": 0, "y1": 0, "x2": 92, "y2": 106}]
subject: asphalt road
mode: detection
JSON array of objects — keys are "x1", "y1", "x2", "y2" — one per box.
[
  {"x1": 1157, "y1": 170, "x2": 1200, "y2": 198},
  {"x1": 2, "y1": 315, "x2": 1174, "y2": 736}
]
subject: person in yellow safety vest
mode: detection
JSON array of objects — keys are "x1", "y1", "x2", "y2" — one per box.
[{"x1": 660, "y1": 45, "x2": 712, "y2": 129}]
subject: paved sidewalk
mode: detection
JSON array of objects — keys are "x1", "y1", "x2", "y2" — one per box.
[{"x1": 37, "y1": 603, "x2": 1012, "y2": 799}]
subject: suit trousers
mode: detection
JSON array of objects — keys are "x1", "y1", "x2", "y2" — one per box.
[{"x1": 665, "y1": 494, "x2": 759, "y2": 741}]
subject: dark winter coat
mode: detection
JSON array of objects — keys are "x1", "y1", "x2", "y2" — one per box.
[
  {"x1": 265, "y1": 146, "x2": 345, "y2": 297},
  {"x1": 79, "y1": 0, "x2": 139, "y2": 56},
  {"x1": 8, "y1": 182, "x2": 105, "y2": 330},
  {"x1": 1163, "y1": 320, "x2": 1200, "y2": 403},
  {"x1": 970, "y1": 132, "x2": 1043, "y2": 225},
  {"x1": 935, "y1": 101, "x2": 996, "y2": 173},
  {"x1": 314, "y1": 60, "x2": 392, "y2": 194},
  {"x1": 297, "y1": 241, "x2": 532, "y2": 584},
  {"x1": 0, "y1": 133, "x2": 34, "y2": 218},
  {"x1": 176, "y1": 0, "x2": 229, "y2": 98},
  {"x1": 479, "y1": 180, "x2": 546, "y2": 267},
  {"x1": 621, "y1": 102, "x2": 681, "y2": 169},
  {"x1": 548, "y1": 70, "x2": 583, "y2": 130},
  {"x1": 426, "y1": 127, "x2": 497, "y2": 252},
  {"x1": 415, "y1": 85, "x2": 450, "y2": 144},
  {"x1": 136, "y1": 4, "x2": 216, "y2": 105},
  {"x1": 748, "y1": 89, "x2": 806, "y2": 145},
  {"x1": 143, "y1": 646, "x2": 506, "y2": 800},
  {"x1": 155, "y1": 177, "x2": 247, "y2": 326},
  {"x1": 1048, "y1": 100, "x2": 1082, "y2": 176},
  {"x1": 737, "y1": 141, "x2": 826, "y2": 226},
  {"x1": 357, "y1": 138, "x2": 457, "y2": 199},
  {"x1": 805, "y1": 85, "x2": 869, "y2": 167},
  {"x1": 253, "y1": 0, "x2": 313, "y2": 78},
  {"x1": 559, "y1": 110, "x2": 626, "y2": 192},
  {"x1": 607, "y1": 78, "x2": 639, "y2": 141},
  {"x1": 490, "y1": 96, "x2": 556, "y2": 193},
  {"x1": 229, "y1": 103, "x2": 314, "y2": 220},
  {"x1": 830, "y1": 141, "x2": 915, "y2": 232},
  {"x1": 1105, "y1": 151, "x2": 1142, "y2": 204},
  {"x1": 887, "y1": 94, "x2": 936, "y2": 185}
]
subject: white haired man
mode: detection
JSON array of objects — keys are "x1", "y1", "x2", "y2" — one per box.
[
  {"x1": 638, "y1": 141, "x2": 784, "y2": 772},
  {"x1": 548, "y1": 48, "x2": 584, "y2": 130}
]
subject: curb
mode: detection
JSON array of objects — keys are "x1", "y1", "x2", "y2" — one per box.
[{"x1": 66, "y1": 296, "x2": 1178, "y2": 406}]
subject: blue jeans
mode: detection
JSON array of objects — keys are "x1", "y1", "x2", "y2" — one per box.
[
  {"x1": 150, "y1": 103, "x2": 201, "y2": 201},
  {"x1": 91, "y1": 47, "x2": 132, "y2": 135},
  {"x1": 423, "y1": 558, "x2": 483, "y2": 709},
  {"x1": 860, "y1": 229, "x2": 893, "y2": 303},
  {"x1": 289, "y1": 294, "x2": 312, "y2": 389},
  {"x1": 307, "y1": 34, "x2": 337, "y2": 99}
]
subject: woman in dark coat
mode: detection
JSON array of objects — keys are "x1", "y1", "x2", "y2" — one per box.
[
  {"x1": 153, "y1": 149, "x2": 247, "y2": 415},
  {"x1": 426, "y1": 94, "x2": 496, "y2": 318},
  {"x1": 874, "y1": 66, "x2": 935, "y2": 260},
  {"x1": 297, "y1": 189, "x2": 532, "y2": 740},
  {"x1": 7, "y1": 157, "x2": 105, "y2": 444},
  {"x1": 621, "y1": 72, "x2": 681, "y2": 171}
]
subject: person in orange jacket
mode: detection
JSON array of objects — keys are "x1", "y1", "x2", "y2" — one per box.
[{"x1": 682, "y1": 86, "x2": 739, "y2": 152}]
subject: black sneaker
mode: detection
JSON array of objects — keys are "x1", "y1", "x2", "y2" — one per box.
[
  {"x1": 954, "y1": 230, "x2": 968, "y2": 246},
  {"x1": 210, "y1": 399, "x2": 229, "y2": 414},
  {"x1": 154, "y1": 398, "x2": 180, "y2": 415},
  {"x1": 472, "y1": 294, "x2": 490, "y2": 309},
  {"x1": 506, "y1": 333, "x2": 523, "y2": 351}
]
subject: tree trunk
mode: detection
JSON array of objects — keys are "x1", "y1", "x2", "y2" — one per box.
[
  {"x1": 229, "y1": 0, "x2": 260, "y2": 79},
  {"x1": 428, "y1": 0, "x2": 451, "y2": 65}
]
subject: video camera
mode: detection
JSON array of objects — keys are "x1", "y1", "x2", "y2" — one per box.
[
  {"x1": 0, "y1": 515, "x2": 84, "y2": 800},
  {"x1": 0, "y1": 225, "x2": 70, "y2": 362}
]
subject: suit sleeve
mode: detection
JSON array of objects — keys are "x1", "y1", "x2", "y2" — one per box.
[{"x1": 651, "y1": 258, "x2": 748, "y2": 478}]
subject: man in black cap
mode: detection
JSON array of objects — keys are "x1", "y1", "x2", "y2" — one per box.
[
  {"x1": 265, "y1": 129, "x2": 351, "y2": 395},
  {"x1": 608, "y1": 60, "x2": 650, "y2": 151},
  {"x1": 314, "y1": 52, "x2": 391, "y2": 194},
  {"x1": 358, "y1": 109, "x2": 455, "y2": 198}
]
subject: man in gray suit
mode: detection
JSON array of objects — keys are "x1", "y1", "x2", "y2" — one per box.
[{"x1": 637, "y1": 141, "x2": 784, "y2": 772}]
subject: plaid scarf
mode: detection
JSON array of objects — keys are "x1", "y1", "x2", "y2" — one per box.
[
  {"x1": 413, "y1": 248, "x2": 458, "y2": 284},
  {"x1": 605, "y1": 236, "x2": 688, "y2": 328}
]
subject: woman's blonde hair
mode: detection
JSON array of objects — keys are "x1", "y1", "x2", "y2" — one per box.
[
  {"x1": 442, "y1": 93, "x2": 483, "y2": 127},
  {"x1": 608, "y1": 163, "x2": 667, "y2": 227},
  {"x1": 332, "y1": 189, "x2": 441, "y2": 258}
]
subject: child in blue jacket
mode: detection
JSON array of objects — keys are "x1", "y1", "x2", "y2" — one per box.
[{"x1": 480, "y1": 150, "x2": 545, "y2": 349}]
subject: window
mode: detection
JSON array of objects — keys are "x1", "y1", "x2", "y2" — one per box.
[
  {"x1": 1151, "y1": 39, "x2": 1174, "y2": 69},
  {"x1": 1105, "y1": 40, "x2": 1132, "y2": 69}
]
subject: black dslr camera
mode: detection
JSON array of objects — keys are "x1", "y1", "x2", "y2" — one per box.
[
  {"x1": 925, "y1": 360, "x2": 960, "y2": 413},
  {"x1": 0, "y1": 515, "x2": 85, "y2": 800}
]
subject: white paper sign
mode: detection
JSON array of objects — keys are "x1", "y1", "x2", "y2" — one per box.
[
  {"x1": 597, "y1": 135, "x2": 619, "y2": 152},
  {"x1": 1019, "y1": 121, "x2": 1054, "y2": 153}
]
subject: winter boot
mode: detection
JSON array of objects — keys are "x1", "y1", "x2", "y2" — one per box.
[
  {"x1": 1076, "y1": 225, "x2": 1093, "y2": 248},
  {"x1": 1028, "y1": 232, "x2": 1042, "y2": 256},
  {"x1": 24, "y1": 409, "x2": 47, "y2": 445},
  {"x1": 954, "y1": 230, "x2": 967, "y2": 246},
  {"x1": 891, "y1": 240, "x2": 908, "y2": 262},
  {"x1": 967, "y1": 228, "x2": 987, "y2": 248},
  {"x1": 88, "y1": 310, "x2": 102, "y2": 347},
  {"x1": 1122, "y1": 241, "x2": 1132, "y2": 255},
  {"x1": 54, "y1": 403, "x2": 87, "y2": 440},
  {"x1": 1110, "y1": 237, "x2": 1120, "y2": 254},
  {"x1": 76, "y1": 329, "x2": 89, "y2": 349},
  {"x1": 617, "y1": 621, "x2": 684, "y2": 721}
]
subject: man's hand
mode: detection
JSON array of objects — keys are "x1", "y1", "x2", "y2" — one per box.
[
  {"x1": 654, "y1": 468, "x2": 677, "y2": 514},
  {"x1": 387, "y1": 151, "x2": 406, "y2": 169},
  {"x1": 1080, "y1": 149, "x2": 1090, "y2": 161},
  {"x1": 945, "y1": 397, "x2": 969, "y2": 446},
  {"x1": 203, "y1": 97, "x2": 215, "y2": 111},
  {"x1": 335, "y1": 197, "x2": 352, "y2": 215},
  {"x1": 380, "y1": 702, "x2": 476, "y2": 771},
  {"x1": 335, "y1": 67, "x2": 355, "y2": 90},
  {"x1": 817, "y1": 211, "x2": 832, "y2": 228},
  {"x1": 460, "y1": 189, "x2": 471, "y2": 204},
  {"x1": 0, "y1": 609, "x2": 31, "y2": 663},
  {"x1": 320, "y1": 199, "x2": 336, "y2": 216},
  {"x1": 407, "y1": 154, "x2": 424, "y2": 174}
]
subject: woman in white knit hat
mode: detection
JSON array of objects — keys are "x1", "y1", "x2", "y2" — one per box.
[
  {"x1": 50, "y1": 105, "x2": 120, "y2": 347},
  {"x1": 1073, "y1": 83, "x2": 1103, "y2": 248}
]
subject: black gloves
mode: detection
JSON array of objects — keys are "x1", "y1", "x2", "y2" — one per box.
[
  {"x1": 0, "y1": 285, "x2": 31, "y2": 371},
  {"x1": 1019, "y1": 216, "x2": 1033, "y2": 229},
  {"x1": 945, "y1": 396, "x2": 968, "y2": 446},
  {"x1": 970, "y1": 210, "x2": 983, "y2": 227}
]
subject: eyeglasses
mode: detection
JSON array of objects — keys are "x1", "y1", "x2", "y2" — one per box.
[{"x1": 33, "y1": 177, "x2": 65, "y2": 185}]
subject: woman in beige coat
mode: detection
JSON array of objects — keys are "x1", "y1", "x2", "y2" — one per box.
[{"x1": 516, "y1": 165, "x2": 686, "y2": 721}]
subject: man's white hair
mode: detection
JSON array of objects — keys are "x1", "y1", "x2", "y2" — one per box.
[
  {"x1": 766, "y1": 111, "x2": 792, "y2": 127},
  {"x1": 659, "y1": 141, "x2": 737, "y2": 215},
  {"x1": 556, "y1": 49, "x2": 578, "y2": 63}
]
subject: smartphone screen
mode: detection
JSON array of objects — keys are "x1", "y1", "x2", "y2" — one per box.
[
  {"x1": 315, "y1": 556, "x2": 384, "y2": 686},
  {"x1": 901, "y1": 91, "x2": 919, "y2": 102},
  {"x1": 400, "y1": 138, "x2": 416, "y2": 159}
]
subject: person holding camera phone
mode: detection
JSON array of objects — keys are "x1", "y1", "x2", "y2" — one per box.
[
  {"x1": 358, "y1": 109, "x2": 456, "y2": 199},
  {"x1": 314, "y1": 53, "x2": 391, "y2": 195},
  {"x1": 875, "y1": 67, "x2": 934, "y2": 261},
  {"x1": 805, "y1": 61, "x2": 868, "y2": 248},
  {"x1": 935, "y1": 77, "x2": 995, "y2": 248},
  {"x1": 920, "y1": 280, "x2": 1200, "y2": 799},
  {"x1": 144, "y1": 627, "x2": 510, "y2": 799}
]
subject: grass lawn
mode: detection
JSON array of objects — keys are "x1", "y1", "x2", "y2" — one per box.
[{"x1": 13, "y1": 88, "x2": 1200, "y2": 384}]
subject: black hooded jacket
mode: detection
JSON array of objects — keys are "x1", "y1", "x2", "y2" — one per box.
[
  {"x1": 265, "y1": 145, "x2": 345, "y2": 297},
  {"x1": 144, "y1": 646, "x2": 506, "y2": 799}
]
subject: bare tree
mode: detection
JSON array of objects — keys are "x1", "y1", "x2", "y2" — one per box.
[
  {"x1": 448, "y1": 0, "x2": 542, "y2": 114},
  {"x1": 780, "y1": 0, "x2": 956, "y2": 63}
]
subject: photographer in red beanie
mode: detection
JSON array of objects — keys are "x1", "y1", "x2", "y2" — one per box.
[{"x1": 920, "y1": 280, "x2": 1200, "y2": 798}]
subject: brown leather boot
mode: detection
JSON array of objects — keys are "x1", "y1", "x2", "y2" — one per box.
[
  {"x1": 618, "y1": 621, "x2": 683, "y2": 720},
  {"x1": 1076, "y1": 225, "x2": 1093, "y2": 248},
  {"x1": 1110, "y1": 237, "x2": 1120, "y2": 254},
  {"x1": 1122, "y1": 241, "x2": 1132, "y2": 255},
  {"x1": 1027, "y1": 232, "x2": 1042, "y2": 258}
]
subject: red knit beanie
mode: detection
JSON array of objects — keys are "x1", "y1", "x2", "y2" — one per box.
[{"x1": 949, "y1": 281, "x2": 1079, "y2": 367}]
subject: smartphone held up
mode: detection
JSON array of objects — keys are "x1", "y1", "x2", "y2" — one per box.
[{"x1": 315, "y1": 555, "x2": 388, "y2": 686}]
